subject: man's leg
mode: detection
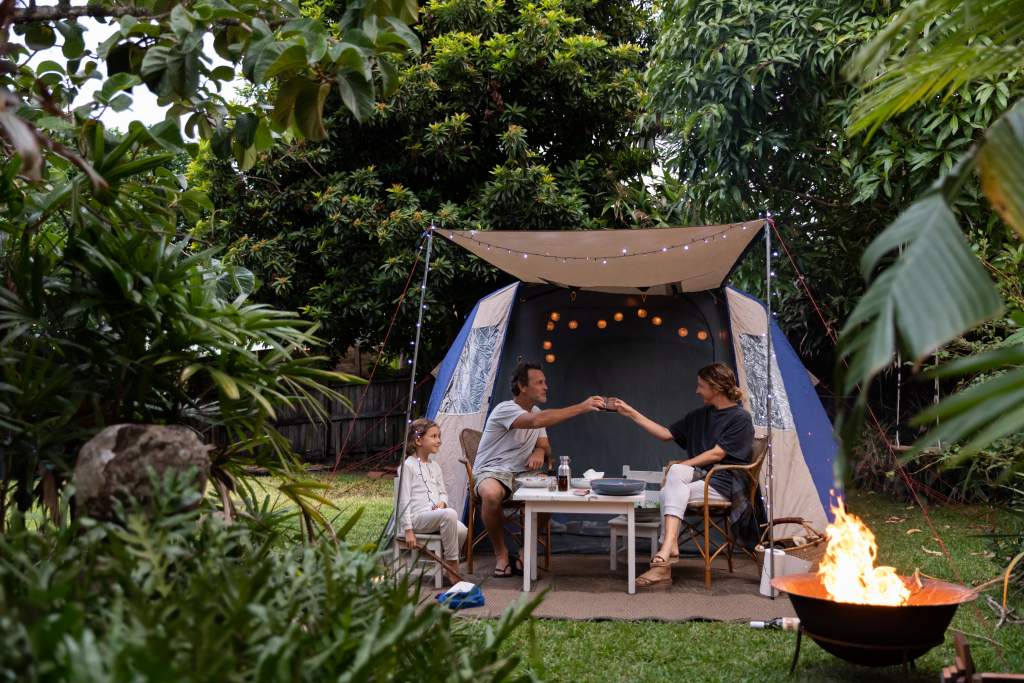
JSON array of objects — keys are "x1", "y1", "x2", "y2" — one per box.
[{"x1": 477, "y1": 477, "x2": 512, "y2": 571}]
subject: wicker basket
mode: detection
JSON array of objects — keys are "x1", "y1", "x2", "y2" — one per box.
[{"x1": 757, "y1": 517, "x2": 827, "y2": 570}]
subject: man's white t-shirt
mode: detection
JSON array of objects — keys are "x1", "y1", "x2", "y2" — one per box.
[{"x1": 473, "y1": 400, "x2": 548, "y2": 474}]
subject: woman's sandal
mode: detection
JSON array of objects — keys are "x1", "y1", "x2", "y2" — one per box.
[
  {"x1": 649, "y1": 553, "x2": 679, "y2": 567},
  {"x1": 635, "y1": 572, "x2": 673, "y2": 588}
]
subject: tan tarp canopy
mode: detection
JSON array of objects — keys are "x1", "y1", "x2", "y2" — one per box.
[{"x1": 438, "y1": 220, "x2": 763, "y2": 293}]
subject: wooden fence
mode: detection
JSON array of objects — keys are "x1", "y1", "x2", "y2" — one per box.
[{"x1": 273, "y1": 377, "x2": 434, "y2": 463}]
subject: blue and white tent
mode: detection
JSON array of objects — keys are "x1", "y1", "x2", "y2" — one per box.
[{"x1": 425, "y1": 223, "x2": 836, "y2": 539}]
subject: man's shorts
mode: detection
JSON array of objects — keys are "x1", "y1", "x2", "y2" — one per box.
[{"x1": 474, "y1": 470, "x2": 521, "y2": 500}]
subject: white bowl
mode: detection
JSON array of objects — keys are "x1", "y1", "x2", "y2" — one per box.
[{"x1": 570, "y1": 477, "x2": 591, "y2": 489}]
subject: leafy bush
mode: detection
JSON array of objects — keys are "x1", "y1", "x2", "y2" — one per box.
[{"x1": 0, "y1": 474, "x2": 539, "y2": 682}]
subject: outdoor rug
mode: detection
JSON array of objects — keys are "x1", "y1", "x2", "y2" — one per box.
[{"x1": 438, "y1": 554, "x2": 798, "y2": 621}]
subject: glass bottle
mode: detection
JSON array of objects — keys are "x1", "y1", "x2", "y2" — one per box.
[
  {"x1": 749, "y1": 617, "x2": 800, "y2": 631},
  {"x1": 557, "y1": 455, "x2": 570, "y2": 492}
]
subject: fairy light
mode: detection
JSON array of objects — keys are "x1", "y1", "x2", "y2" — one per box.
[
  {"x1": 597, "y1": 319, "x2": 607, "y2": 329},
  {"x1": 651, "y1": 316, "x2": 662, "y2": 326},
  {"x1": 542, "y1": 340, "x2": 553, "y2": 350},
  {"x1": 613, "y1": 312, "x2": 624, "y2": 322},
  {"x1": 550, "y1": 312, "x2": 561, "y2": 321},
  {"x1": 636, "y1": 308, "x2": 648, "y2": 319},
  {"x1": 678, "y1": 327, "x2": 689, "y2": 338},
  {"x1": 568, "y1": 320, "x2": 579, "y2": 330},
  {"x1": 546, "y1": 321, "x2": 555, "y2": 331},
  {"x1": 545, "y1": 353, "x2": 556, "y2": 364},
  {"x1": 697, "y1": 330, "x2": 709, "y2": 341}
]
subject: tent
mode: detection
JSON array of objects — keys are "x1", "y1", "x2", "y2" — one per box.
[{"x1": 421, "y1": 222, "x2": 836, "y2": 549}]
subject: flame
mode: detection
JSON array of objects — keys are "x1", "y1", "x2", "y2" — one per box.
[{"x1": 817, "y1": 497, "x2": 910, "y2": 606}]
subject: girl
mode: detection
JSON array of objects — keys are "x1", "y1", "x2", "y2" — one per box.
[{"x1": 398, "y1": 418, "x2": 467, "y2": 584}]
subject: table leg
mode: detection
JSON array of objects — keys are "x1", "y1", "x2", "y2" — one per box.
[
  {"x1": 627, "y1": 505, "x2": 636, "y2": 594},
  {"x1": 523, "y1": 504, "x2": 533, "y2": 592},
  {"x1": 530, "y1": 509, "x2": 538, "y2": 582}
]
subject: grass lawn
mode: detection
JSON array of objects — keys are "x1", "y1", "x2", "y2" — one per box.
[{"x1": 249, "y1": 474, "x2": 1024, "y2": 682}]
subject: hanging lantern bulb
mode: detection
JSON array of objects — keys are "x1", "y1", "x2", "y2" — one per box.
[
  {"x1": 697, "y1": 330, "x2": 709, "y2": 341},
  {"x1": 613, "y1": 312, "x2": 624, "y2": 322},
  {"x1": 550, "y1": 311, "x2": 561, "y2": 322},
  {"x1": 597, "y1": 319, "x2": 607, "y2": 329},
  {"x1": 542, "y1": 340, "x2": 553, "y2": 350},
  {"x1": 636, "y1": 308, "x2": 648, "y2": 319},
  {"x1": 568, "y1": 320, "x2": 579, "y2": 330},
  {"x1": 651, "y1": 316, "x2": 663, "y2": 326},
  {"x1": 677, "y1": 327, "x2": 689, "y2": 338},
  {"x1": 545, "y1": 353, "x2": 556, "y2": 364},
  {"x1": 546, "y1": 321, "x2": 556, "y2": 331}
]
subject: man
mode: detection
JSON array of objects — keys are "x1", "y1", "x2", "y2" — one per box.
[
  {"x1": 474, "y1": 360, "x2": 605, "y2": 577},
  {"x1": 611, "y1": 362, "x2": 754, "y2": 588}
]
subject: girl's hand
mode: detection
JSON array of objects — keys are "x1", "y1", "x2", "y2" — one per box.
[
  {"x1": 404, "y1": 529, "x2": 418, "y2": 548},
  {"x1": 432, "y1": 502, "x2": 446, "y2": 510}
]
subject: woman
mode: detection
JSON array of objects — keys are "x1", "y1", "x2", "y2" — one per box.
[{"x1": 611, "y1": 363, "x2": 754, "y2": 588}]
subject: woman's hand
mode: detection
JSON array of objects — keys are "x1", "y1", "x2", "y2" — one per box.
[
  {"x1": 609, "y1": 397, "x2": 636, "y2": 418},
  {"x1": 404, "y1": 529, "x2": 418, "y2": 548}
]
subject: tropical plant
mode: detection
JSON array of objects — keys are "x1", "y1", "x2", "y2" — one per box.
[
  {"x1": 0, "y1": 0, "x2": 420, "y2": 525},
  {"x1": 645, "y1": 0, "x2": 1024, "y2": 371},
  {"x1": 205, "y1": 0, "x2": 656, "y2": 365},
  {"x1": 837, "y1": 0, "x2": 1024, "y2": 473},
  {"x1": 0, "y1": 472, "x2": 540, "y2": 682}
]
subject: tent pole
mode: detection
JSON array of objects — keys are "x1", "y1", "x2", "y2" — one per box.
[
  {"x1": 404, "y1": 226, "x2": 435, "y2": 436},
  {"x1": 764, "y1": 215, "x2": 775, "y2": 596}
]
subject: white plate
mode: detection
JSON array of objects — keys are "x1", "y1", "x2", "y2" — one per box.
[{"x1": 517, "y1": 475, "x2": 550, "y2": 488}]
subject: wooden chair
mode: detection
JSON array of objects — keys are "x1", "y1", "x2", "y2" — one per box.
[
  {"x1": 391, "y1": 481, "x2": 445, "y2": 588},
  {"x1": 459, "y1": 428, "x2": 552, "y2": 574},
  {"x1": 679, "y1": 436, "x2": 769, "y2": 590},
  {"x1": 608, "y1": 465, "x2": 662, "y2": 569}
]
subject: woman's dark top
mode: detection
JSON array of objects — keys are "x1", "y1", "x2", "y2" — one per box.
[{"x1": 668, "y1": 404, "x2": 755, "y2": 497}]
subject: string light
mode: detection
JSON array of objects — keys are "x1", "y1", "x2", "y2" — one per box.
[
  {"x1": 542, "y1": 340, "x2": 552, "y2": 350},
  {"x1": 651, "y1": 316, "x2": 662, "y2": 326},
  {"x1": 678, "y1": 327, "x2": 689, "y2": 338},
  {"x1": 697, "y1": 330, "x2": 709, "y2": 341},
  {"x1": 441, "y1": 223, "x2": 748, "y2": 261},
  {"x1": 545, "y1": 353, "x2": 556, "y2": 364},
  {"x1": 568, "y1": 320, "x2": 579, "y2": 330},
  {"x1": 546, "y1": 321, "x2": 555, "y2": 331},
  {"x1": 597, "y1": 319, "x2": 607, "y2": 329},
  {"x1": 613, "y1": 312, "x2": 624, "y2": 322},
  {"x1": 637, "y1": 308, "x2": 648, "y2": 319},
  {"x1": 550, "y1": 312, "x2": 561, "y2": 321}
]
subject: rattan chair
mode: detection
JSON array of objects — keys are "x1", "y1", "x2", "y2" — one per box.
[
  {"x1": 679, "y1": 436, "x2": 768, "y2": 589},
  {"x1": 459, "y1": 428, "x2": 552, "y2": 574}
]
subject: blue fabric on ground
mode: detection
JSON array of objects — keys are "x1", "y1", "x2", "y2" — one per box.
[{"x1": 436, "y1": 585, "x2": 485, "y2": 609}]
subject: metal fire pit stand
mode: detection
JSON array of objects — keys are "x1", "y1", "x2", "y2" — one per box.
[{"x1": 788, "y1": 626, "x2": 943, "y2": 676}]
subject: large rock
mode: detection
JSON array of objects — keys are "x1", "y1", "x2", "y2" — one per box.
[{"x1": 74, "y1": 424, "x2": 211, "y2": 519}]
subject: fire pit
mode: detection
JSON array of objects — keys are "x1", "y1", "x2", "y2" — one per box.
[
  {"x1": 770, "y1": 497, "x2": 976, "y2": 672},
  {"x1": 773, "y1": 572, "x2": 976, "y2": 669}
]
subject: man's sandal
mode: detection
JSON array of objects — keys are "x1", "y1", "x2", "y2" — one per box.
[
  {"x1": 649, "y1": 553, "x2": 679, "y2": 567},
  {"x1": 493, "y1": 560, "x2": 513, "y2": 577}
]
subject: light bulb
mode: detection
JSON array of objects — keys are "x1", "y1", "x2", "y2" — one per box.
[
  {"x1": 542, "y1": 340, "x2": 552, "y2": 350},
  {"x1": 651, "y1": 316, "x2": 662, "y2": 326},
  {"x1": 697, "y1": 330, "x2": 709, "y2": 341},
  {"x1": 597, "y1": 320, "x2": 607, "y2": 329},
  {"x1": 678, "y1": 327, "x2": 689, "y2": 338},
  {"x1": 550, "y1": 312, "x2": 561, "y2": 321},
  {"x1": 613, "y1": 312, "x2": 624, "y2": 322},
  {"x1": 568, "y1": 320, "x2": 579, "y2": 330},
  {"x1": 637, "y1": 309, "x2": 648, "y2": 319},
  {"x1": 546, "y1": 321, "x2": 555, "y2": 331},
  {"x1": 545, "y1": 353, "x2": 556, "y2": 364}
]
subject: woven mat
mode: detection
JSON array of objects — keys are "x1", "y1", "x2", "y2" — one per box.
[{"x1": 443, "y1": 554, "x2": 797, "y2": 621}]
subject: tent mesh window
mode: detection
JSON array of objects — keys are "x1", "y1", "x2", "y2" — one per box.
[
  {"x1": 439, "y1": 325, "x2": 503, "y2": 415},
  {"x1": 739, "y1": 333, "x2": 794, "y2": 430}
]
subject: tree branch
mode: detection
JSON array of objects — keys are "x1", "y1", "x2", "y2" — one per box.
[{"x1": 10, "y1": 4, "x2": 163, "y2": 24}]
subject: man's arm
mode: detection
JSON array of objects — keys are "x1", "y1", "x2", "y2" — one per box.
[
  {"x1": 511, "y1": 397, "x2": 604, "y2": 429},
  {"x1": 525, "y1": 436, "x2": 551, "y2": 471}
]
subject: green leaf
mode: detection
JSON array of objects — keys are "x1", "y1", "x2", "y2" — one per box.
[
  {"x1": 243, "y1": 37, "x2": 308, "y2": 84},
  {"x1": 270, "y1": 77, "x2": 304, "y2": 132},
  {"x1": 979, "y1": 99, "x2": 1024, "y2": 239},
  {"x1": 840, "y1": 193, "x2": 1004, "y2": 392},
  {"x1": 56, "y1": 21, "x2": 86, "y2": 59},
  {"x1": 24, "y1": 23, "x2": 56, "y2": 51},
  {"x1": 169, "y1": 4, "x2": 195, "y2": 39},
  {"x1": 233, "y1": 112, "x2": 259, "y2": 149},
  {"x1": 35, "y1": 116, "x2": 75, "y2": 132},
  {"x1": 295, "y1": 80, "x2": 332, "y2": 140},
  {"x1": 208, "y1": 367, "x2": 240, "y2": 400},
  {"x1": 100, "y1": 73, "x2": 141, "y2": 99},
  {"x1": 254, "y1": 119, "x2": 273, "y2": 152},
  {"x1": 336, "y1": 74, "x2": 376, "y2": 122},
  {"x1": 210, "y1": 65, "x2": 235, "y2": 82}
]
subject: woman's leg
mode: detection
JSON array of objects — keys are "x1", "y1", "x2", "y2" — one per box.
[{"x1": 656, "y1": 463, "x2": 695, "y2": 560}]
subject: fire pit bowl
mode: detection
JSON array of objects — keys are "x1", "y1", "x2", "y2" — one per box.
[{"x1": 772, "y1": 573, "x2": 976, "y2": 667}]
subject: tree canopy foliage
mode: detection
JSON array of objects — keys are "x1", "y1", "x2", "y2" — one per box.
[
  {"x1": 1, "y1": 0, "x2": 420, "y2": 519},
  {"x1": 646, "y1": 0, "x2": 1024, "y2": 369},
  {"x1": 207, "y1": 0, "x2": 656, "y2": 366}
]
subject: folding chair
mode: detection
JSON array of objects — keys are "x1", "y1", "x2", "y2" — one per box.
[{"x1": 459, "y1": 428, "x2": 552, "y2": 574}]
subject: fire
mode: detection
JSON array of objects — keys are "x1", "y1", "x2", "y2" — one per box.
[{"x1": 817, "y1": 498, "x2": 910, "y2": 606}]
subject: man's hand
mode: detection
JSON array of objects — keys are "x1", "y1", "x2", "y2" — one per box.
[
  {"x1": 578, "y1": 396, "x2": 606, "y2": 413},
  {"x1": 526, "y1": 448, "x2": 546, "y2": 471},
  {"x1": 404, "y1": 529, "x2": 418, "y2": 548}
]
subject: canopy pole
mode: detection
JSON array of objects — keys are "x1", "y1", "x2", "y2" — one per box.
[
  {"x1": 404, "y1": 225, "x2": 434, "y2": 434},
  {"x1": 764, "y1": 214, "x2": 775, "y2": 596}
]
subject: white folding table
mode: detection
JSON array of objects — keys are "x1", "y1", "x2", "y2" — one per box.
[{"x1": 512, "y1": 488, "x2": 646, "y2": 594}]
